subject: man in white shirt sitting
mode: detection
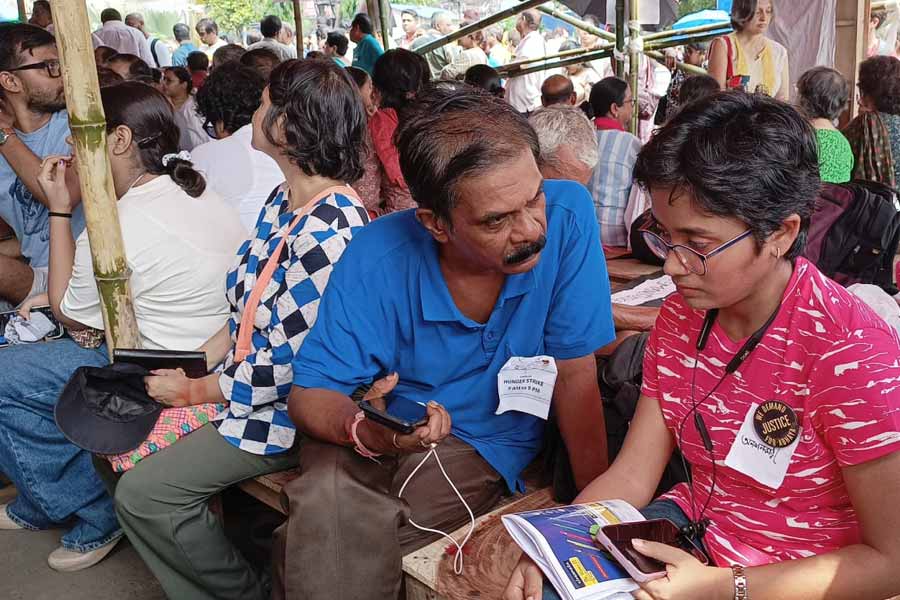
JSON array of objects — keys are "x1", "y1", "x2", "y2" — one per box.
[
  {"x1": 125, "y1": 13, "x2": 172, "y2": 68},
  {"x1": 191, "y1": 63, "x2": 283, "y2": 231},
  {"x1": 91, "y1": 8, "x2": 154, "y2": 67},
  {"x1": 506, "y1": 9, "x2": 547, "y2": 115}
]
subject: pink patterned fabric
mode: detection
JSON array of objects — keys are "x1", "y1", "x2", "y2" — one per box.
[
  {"x1": 643, "y1": 258, "x2": 900, "y2": 566},
  {"x1": 106, "y1": 403, "x2": 225, "y2": 472}
]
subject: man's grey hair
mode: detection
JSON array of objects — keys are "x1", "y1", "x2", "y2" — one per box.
[
  {"x1": 431, "y1": 11, "x2": 452, "y2": 30},
  {"x1": 529, "y1": 106, "x2": 599, "y2": 170}
]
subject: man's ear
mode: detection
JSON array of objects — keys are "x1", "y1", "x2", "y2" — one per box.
[
  {"x1": 416, "y1": 208, "x2": 451, "y2": 244},
  {"x1": 0, "y1": 72, "x2": 23, "y2": 96}
]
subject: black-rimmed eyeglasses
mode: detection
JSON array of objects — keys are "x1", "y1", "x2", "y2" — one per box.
[
  {"x1": 6, "y1": 59, "x2": 62, "y2": 79},
  {"x1": 640, "y1": 228, "x2": 753, "y2": 276}
]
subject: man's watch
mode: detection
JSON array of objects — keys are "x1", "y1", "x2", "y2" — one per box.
[{"x1": 0, "y1": 128, "x2": 15, "y2": 146}]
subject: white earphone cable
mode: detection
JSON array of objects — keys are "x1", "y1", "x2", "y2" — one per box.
[{"x1": 397, "y1": 443, "x2": 476, "y2": 575}]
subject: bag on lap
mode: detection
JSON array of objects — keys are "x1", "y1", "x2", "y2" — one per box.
[{"x1": 805, "y1": 181, "x2": 900, "y2": 295}]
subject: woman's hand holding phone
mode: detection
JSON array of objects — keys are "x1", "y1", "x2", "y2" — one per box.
[
  {"x1": 628, "y1": 540, "x2": 732, "y2": 600},
  {"x1": 360, "y1": 372, "x2": 452, "y2": 454}
]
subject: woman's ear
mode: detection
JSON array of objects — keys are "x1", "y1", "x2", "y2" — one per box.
[
  {"x1": 109, "y1": 125, "x2": 134, "y2": 157},
  {"x1": 769, "y1": 214, "x2": 802, "y2": 258}
]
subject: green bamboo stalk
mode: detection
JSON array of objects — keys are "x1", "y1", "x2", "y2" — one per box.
[
  {"x1": 535, "y1": 5, "x2": 616, "y2": 42},
  {"x1": 501, "y1": 43, "x2": 613, "y2": 70},
  {"x1": 293, "y1": 0, "x2": 304, "y2": 57},
  {"x1": 503, "y1": 48, "x2": 613, "y2": 78},
  {"x1": 615, "y1": 0, "x2": 626, "y2": 77},
  {"x1": 17, "y1": 0, "x2": 26, "y2": 22},
  {"x1": 378, "y1": 0, "x2": 391, "y2": 50},
  {"x1": 629, "y1": 4, "x2": 640, "y2": 135},
  {"x1": 413, "y1": 0, "x2": 549, "y2": 55},
  {"x1": 643, "y1": 21, "x2": 733, "y2": 43},
  {"x1": 49, "y1": 0, "x2": 141, "y2": 352}
]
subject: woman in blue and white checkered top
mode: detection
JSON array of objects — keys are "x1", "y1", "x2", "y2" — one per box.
[{"x1": 114, "y1": 59, "x2": 371, "y2": 600}]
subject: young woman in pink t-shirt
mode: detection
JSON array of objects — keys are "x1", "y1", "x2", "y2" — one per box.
[{"x1": 506, "y1": 92, "x2": 900, "y2": 600}]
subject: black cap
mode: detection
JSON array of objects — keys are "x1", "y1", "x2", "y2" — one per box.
[{"x1": 55, "y1": 362, "x2": 163, "y2": 455}]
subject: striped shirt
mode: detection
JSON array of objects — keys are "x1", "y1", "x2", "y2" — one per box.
[
  {"x1": 588, "y1": 127, "x2": 641, "y2": 247},
  {"x1": 643, "y1": 258, "x2": 900, "y2": 566},
  {"x1": 214, "y1": 186, "x2": 369, "y2": 455}
]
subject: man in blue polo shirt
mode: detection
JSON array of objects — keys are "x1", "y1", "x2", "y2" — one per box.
[
  {"x1": 275, "y1": 86, "x2": 615, "y2": 600},
  {"x1": 349, "y1": 13, "x2": 384, "y2": 74}
]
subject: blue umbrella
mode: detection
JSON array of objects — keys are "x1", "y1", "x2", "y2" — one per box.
[{"x1": 672, "y1": 9, "x2": 730, "y2": 29}]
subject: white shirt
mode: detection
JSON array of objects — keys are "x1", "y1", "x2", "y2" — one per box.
[
  {"x1": 191, "y1": 125, "x2": 285, "y2": 230},
  {"x1": 174, "y1": 95, "x2": 212, "y2": 152},
  {"x1": 148, "y1": 36, "x2": 172, "y2": 68},
  {"x1": 92, "y1": 20, "x2": 154, "y2": 66},
  {"x1": 506, "y1": 31, "x2": 547, "y2": 113},
  {"x1": 247, "y1": 38, "x2": 298, "y2": 61},
  {"x1": 62, "y1": 175, "x2": 247, "y2": 351},
  {"x1": 202, "y1": 38, "x2": 229, "y2": 60}
]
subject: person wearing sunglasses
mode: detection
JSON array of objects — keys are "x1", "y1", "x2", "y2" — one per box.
[
  {"x1": 0, "y1": 24, "x2": 85, "y2": 310},
  {"x1": 506, "y1": 92, "x2": 900, "y2": 600}
]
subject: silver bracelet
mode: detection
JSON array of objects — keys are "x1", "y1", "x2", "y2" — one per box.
[{"x1": 731, "y1": 564, "x2": 749, "y2": 600}]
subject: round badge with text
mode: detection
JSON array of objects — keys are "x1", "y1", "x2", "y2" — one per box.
[{"x1": 753, "y1": 401, "x2": 800, "y2": 448}]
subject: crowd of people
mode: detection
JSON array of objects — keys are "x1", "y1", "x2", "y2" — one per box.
[{"x1": 1, "y1": 1, "x2": 900, "y2": 600}]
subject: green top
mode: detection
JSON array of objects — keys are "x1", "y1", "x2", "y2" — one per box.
[{"x1": 816, "y1": 128, "x2": 854, "y2": 184}]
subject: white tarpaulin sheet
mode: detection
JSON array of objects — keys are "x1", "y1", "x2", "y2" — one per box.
[{"x1": 767, "y1": 0, "x2": 836, "y2": 89}]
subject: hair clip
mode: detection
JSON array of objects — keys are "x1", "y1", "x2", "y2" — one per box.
[{"x1": 161, "y1": 151, "x2": 191, "y2": 167}]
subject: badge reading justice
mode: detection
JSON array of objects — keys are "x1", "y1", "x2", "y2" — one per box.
[{"x1": 753, "y1": 401, "x2": 800, "y2": 448}]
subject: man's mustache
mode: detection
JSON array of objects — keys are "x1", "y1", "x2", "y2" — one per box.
[{"x1": 504, "y1": 235, "x2": 547, "y2": 265}]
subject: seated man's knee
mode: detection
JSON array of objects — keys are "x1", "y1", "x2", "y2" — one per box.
[{"x1": 114, "y1": 469, "x2": 158, "y2": 517}]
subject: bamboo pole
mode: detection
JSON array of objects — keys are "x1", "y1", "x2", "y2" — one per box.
[
  {"x1": 378, "y1": 0, "x2": 391, "y2": 50},
  {"x1": 365, "y1": 0, "x2": 378, "y2": 28},
  {"x1": 503, "y1": 48, "x2": 613, "y2": 78},
  {"x1": 500, "y1": 43, "x2": 613, "y2": 70},
  {"x1": 49, "y1": 0, "x2": 141, "y2": 352},
  {"x1": 645, "y1": 50, "x2": 708, "y2": 76},
  {"x1": 642, "y1": 21, "x2": 732, "y2": 42},
  {"x1": 629, "y1": 2, "x2": 640, "y2": 135},
  {"x1": 644, "y1": 30, "x2": 730, "y2": 51},
  {"x1": 413, "y1": 0, "x2": 548, "y2": 55},
  {"x1": 535, "y1": 5, "x2": 616, "y2": 43},
  {"x1": 17, "y1": 0, "x2": 26, "y2": 22},
  {"x1": 615, "y1": 0, "x2": 626, "y2": 77},
  {"x1": 292, "y1": 0, "x2": 304, "y2": 57}
]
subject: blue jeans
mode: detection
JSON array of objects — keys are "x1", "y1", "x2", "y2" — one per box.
[
  {"x1": 540, "y1": 499, "x2": 701, "y2": 600},
  {"x1": 0, "y1": 339, "x2": 122, "y2": 552}
]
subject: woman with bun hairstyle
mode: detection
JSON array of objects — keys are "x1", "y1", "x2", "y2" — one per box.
[{"x1": 0, "y1": 81, "x2": 245, "y2": 572}]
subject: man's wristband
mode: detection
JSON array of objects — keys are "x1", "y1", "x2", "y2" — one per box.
[
  {"x1": 350, "y1": 412, "x2": 382, "y2": 461},
  {"x1": 731, "y1": 565, "x2": 749, "y2": 600},
  {"x1": 48, "y1": 212, "x2": 72, "y2": 219}
]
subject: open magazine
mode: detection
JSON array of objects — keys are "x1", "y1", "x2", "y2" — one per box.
[{"x1": 502, "y1": 500, "x2": 645, "y2": 600}]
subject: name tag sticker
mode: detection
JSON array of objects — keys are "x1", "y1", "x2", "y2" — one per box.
[
  {"x1": 496, "y1": 356, "x2": 558, "y2": 420},
  {"x1": 724, "y1": 402, "x2": 801, "y2": 490}
]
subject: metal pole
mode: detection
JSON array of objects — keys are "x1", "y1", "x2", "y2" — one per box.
[
  {"x1": 615, "y1": 0, "x2": 626, "y2": 78},
  {"x1": 414, "y1": 0, "x2": 548, "y2": 55},
  {"x1": 629, "y1": 0, "x2": 640, "y2": 135},
  {"x1": 17, "y1": 0, "x2": 26, "y2": 22},
  {"x1": 504, "y1": 49, "x2": 614, "y2": 78},
  {"x1": 293, "y1": 0, "x2": 304, "y2": 57},
  {"x1": 378, "y1": 0, "x2": 391, "y2": 49}
]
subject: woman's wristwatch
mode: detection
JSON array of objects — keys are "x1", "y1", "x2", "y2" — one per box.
[
  {"x1": 731, "y1": 565, "x2": 749, "y2": 600},
  {"x1": 0, "y1": 127, "x2": 16, "y2": 147}
]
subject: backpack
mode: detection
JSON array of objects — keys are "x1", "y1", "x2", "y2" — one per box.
[
  {"x1": 150, "y1": 38, "x2": 161, "y2": 68},
  {"x1": 542, "y1": 333, "x2": 688, "y2": 503},
  {"x1": 805, "y1": 181, "x2": 900, "y2": 295}
]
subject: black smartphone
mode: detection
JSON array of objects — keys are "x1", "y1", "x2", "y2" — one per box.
[
  {"x1": 0, "y1": 305, "x2": 65, "y2": 348},
  {"x1": 113, "y1": 349, "x2": 208, "y2": 379},
  {"x1": 597, "y1": 518, "x2": 708, "y2": 582},
  {"x1": 358, "y1": 400, "x2": 429, "y2": 435}
]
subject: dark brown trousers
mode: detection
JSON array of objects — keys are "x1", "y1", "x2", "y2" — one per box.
[{"x1": 271, "y1": 435, "x2": 505, "y2": 600}]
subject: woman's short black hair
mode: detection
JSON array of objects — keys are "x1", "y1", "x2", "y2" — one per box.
[
  {"x1": 166, "y1": 66, "x2": 193, "y2": 93},
  {"x1": 101, "y1": 81, "x2": 206, "y2": 197},
  {"x1": 858, "y1": 55, "x2": 900, "y2": 115},
  {"x1": 589, "y1": 76, "x2": 628, "y2": 118},
  {"x1": 678, "y1": 74, "x2": 721, "y2": 108},
  {"x1": 345, "y1": 66, "x2": 370, "y2": 88},
  {"x1": 396, "y1": 83, "x2": 540, "y2": 225},
  {"x1": 372, "y1": 49, "x2": 430, "y2": 112},
  {"x1": 730, "y1": 0, "x2": 775, "y2": 32},
  {"x1": 195, "y1": 62, "x2": 265, "y2": 135},
  {"x1": 263, "y1": 59, "x2": 366, "y2": 182},
  {"x1": 464, "y1": 64, "x2": 504, "y2": 97},
  {"x1": 187, "y1": 51, "x2": 209, "y2": 72},
  {"x1": 796, "y1": 66, "x2": 849, "y2": 121},
  {"x1": 351, "y1": 14, "x2": 374, "y2": 35},
  {"x1": 634, "y1": 92, "x2": 820, "y2": 260}
]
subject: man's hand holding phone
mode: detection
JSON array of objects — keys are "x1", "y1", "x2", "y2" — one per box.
[{"x1": 359, "y1": 372, "x2": 452, "y2": 454}]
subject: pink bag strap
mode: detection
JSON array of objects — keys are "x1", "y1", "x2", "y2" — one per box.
[{"x1": 234, "y1": 185, "x2": 360, "y2": 363}]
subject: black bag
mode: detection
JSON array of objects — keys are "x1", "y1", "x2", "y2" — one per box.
[
  {"x1": 805, "y1": 181, "x2": 900, "y2": 295},
  {"x1": 543, "y1": 334, "x2": 688, "y2": 503},
  {"x1": 629, "y1": 209, "x2": 665, "y2": 268}
]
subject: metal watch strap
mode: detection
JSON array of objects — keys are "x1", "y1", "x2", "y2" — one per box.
[
  {"x1": 731, "y1": 565, "x2": 749, "y2": 600},
  {"x1": 0, "y1": 128, "x2": 15, "y2": 146}
]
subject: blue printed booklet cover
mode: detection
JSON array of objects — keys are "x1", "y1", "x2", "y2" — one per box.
[{"x1": 502, "y1": 500, "x2": 643, "y2": 600}]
